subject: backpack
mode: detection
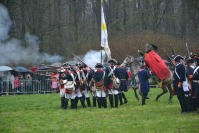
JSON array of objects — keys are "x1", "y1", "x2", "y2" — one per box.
[
  {"x1": 108, "y1": 66, "x2": 120, "y2": 89},
  {"x1": 95, "y1": 71, "x2": 105, "y2": 90}
]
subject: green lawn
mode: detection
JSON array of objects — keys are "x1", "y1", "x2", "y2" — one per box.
[{"x1": 0, "y1": 88, "x2": 198, "y2": 133}]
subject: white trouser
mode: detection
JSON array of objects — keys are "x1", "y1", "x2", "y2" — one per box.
[
  {"x1": 108, "y1": 89, "x2": 119, "y2": 95},
  {"x1": 91, "y1": 91, "x2": 97, "y2": 97},
  {"x1": 65, "y1": 91, "x2": 76, "y2": 99},
  {"x1": 90, "y1": 85, "x2": 97, "y2": 97},
  {"x1": 96, "y1": 89, "x2": 106, "y2": 97},
  {"x1": 82, "y1": 89, "x2": 89, "y2": 98},
  {"x1": 76, "y1": 88, "x2": 82, "y2": 97}
]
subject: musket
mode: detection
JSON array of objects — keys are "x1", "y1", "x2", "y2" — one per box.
[
  {"x1": 185, "y1": 43, "x2": 192, "y2": 87},
  {"x1": 163, "y1": 48, "x2": 175, "y2": 67},
  {"x1": 185, "y1": 42, "x2": 190, "y2": 58},
  {"x1": 73, "y1": 53, "x2": 94, "y2": 72},
  {"x1": 169, "y1": 44, "x2": 176, "y2": 56}
]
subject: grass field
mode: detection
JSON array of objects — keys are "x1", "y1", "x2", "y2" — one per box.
[{"x1": 0, "y1": 88, "x2": 198, "y2": 133}]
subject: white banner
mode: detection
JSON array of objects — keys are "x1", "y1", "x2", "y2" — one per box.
[{"x1": 101, "y1": 0, "x2": 111, "y2": 59}]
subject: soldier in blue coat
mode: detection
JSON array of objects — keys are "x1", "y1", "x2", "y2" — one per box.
[
  {"x1": 93, "y1": 63, "x2": 107, "y2": 108},
  {"x1": 192, "y1": 58, "x2": 199, "y2": 112},
  {"x1": 75, "y1": 62, "x2": 86, "y2": 108},
  {"x1": 105, "y1": 59, "x2": 120, "y2": 108},
  {"x1": 173, "y1": 55, "x2": 191, "y2": 113},
  {"x1": 138, "y1": 63, "x2": 151, "y2": 105},
  {"x1": 117, "y1": 65, "x2": 129, "y2": 105},
  {"x1": 81, "y1": 64, "x2": 92, "y2": 107},
  {"x1": 186, "y1": 58, "x2": 197, "y2": 111}
]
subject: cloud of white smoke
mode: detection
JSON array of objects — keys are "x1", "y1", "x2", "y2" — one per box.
[
  {"x1": 0, "y1": 4, "x2": 63, "y2": 66},
  {"x1": 82, "y1": 50, "x2": 106, "y2": 68}
]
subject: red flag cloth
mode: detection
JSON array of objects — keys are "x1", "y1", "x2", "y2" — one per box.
[{"x1": 144, "y1": 50, "x2": 171, "y2": 80}]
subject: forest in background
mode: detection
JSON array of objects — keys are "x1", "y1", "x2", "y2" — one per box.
[{"x1": 1, "y1": 0, "x2": 199, "y2": 63}]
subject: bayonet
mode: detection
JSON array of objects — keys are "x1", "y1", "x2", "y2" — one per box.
[
  {"x1": 163, "y1": 48, "x2": 175, "y2": 67},
  {"x1": 169, "y1": 44, "x2": 176, "y2": 56}
]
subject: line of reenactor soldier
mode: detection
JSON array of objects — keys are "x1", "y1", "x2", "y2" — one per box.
[
  {"x1": 59, "y1": 59, "x2": 129, "y2": 109},
  {"x1": 175, "y1": 54, "x2": 199, "y2": 113}
]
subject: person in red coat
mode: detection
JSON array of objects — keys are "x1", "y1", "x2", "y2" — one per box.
[
  {"x1": 138, "y1": 43, "x2": 173, "y2": 101},
  {"x1": 14, "y1": 76, "x2": 20, "y2": 93},
  {"x1": 144, "y1": 45, "x2": 171, "y2": 80}
]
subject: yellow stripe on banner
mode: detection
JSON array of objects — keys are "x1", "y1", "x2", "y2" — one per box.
[{"x1": 102, "y1": 23, "x2": 106, "y2": 30}]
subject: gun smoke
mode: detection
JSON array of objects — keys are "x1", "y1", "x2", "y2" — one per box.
[
  {"x1": 82, "y1": 50, "x2": 106, "y2": 68},
  {"x1": 0, "y1": 4, "x2": 63, "y2": 66}
]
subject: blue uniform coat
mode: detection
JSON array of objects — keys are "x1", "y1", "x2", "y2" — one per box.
[
  {"x1": 138, "y1": 68, "x2": 151, "y2": 93},
  {"x1": 117, "y1": 67, "x2": 128, "y2": 92},
  {"x1": 173, "y1": 63, "x2": 186, "y2": 95}
]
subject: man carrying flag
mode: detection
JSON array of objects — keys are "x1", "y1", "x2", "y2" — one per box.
[{"x1": 101, "y1": 0, "x2": 111, "y2": 60}]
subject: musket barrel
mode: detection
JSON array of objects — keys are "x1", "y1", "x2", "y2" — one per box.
[
  {"x1": 73, "y1": 53, "x2": 94, "y2": 71},
  {"x1": 185, "y1": 43, "x2": 190, "y2": 58},
  {"x1": 169, "y1": 44, "x2": 176, "y2": 55}
]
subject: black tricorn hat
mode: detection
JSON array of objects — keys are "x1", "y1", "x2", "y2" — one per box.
[
  {"x1": 187, "y1": 57, "x2": 194, "y2": 63},
  {"x1": 95, "y1": 63, "x2": 103, "y2": 68},
  {"x1": 146, "y1": 43, "x2": 158, "y2": 51},
  {"x1": 174, "y1": 55, "x2": 184, "y2": 62},
  {"x1": 63, "y1": 66, "x2": 70, "y2": 70},
  {"x1": 191, "y1": 54, "x2": 198, "y2": 59},
  {"x1": 76, "y1": 62, "x2": 83, "y2": 68},
  {"x1": 194, "y1": 57, "x2": 199, "y2": 64},
  {"x1": 64, "y1": 62, "x2": 71, "y2": 66},
  {"x1": 107, "y1": 58, "x2": 118, "y2": 64}
]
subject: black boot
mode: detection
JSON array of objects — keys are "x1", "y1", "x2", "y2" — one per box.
[
  {"x1": 63, "y1": 98, "x2": 68, "y2": 109},
  {"x1": 103, "y1": 97, "x2": 107, "y2": 108},
  {"x1": 61, "y1": 97, "x2": 65, "y2": 108},
  {"x1": 109, "y1": 94, "x2": 114, "y2": 108},
  {"x1": 142, "y1": 93, "x2": 148, "y2": 105},
  {"x1": 82, "y1": 94, "x2": 86, "y2": 104},
  {"x1": 93, "y1": 97, "x2": 96, "y2": 107},
  {"x1": 142, "y1": 95, "x2": 146, "y2": 105},
  {"x1": 75, "y1": 96, "x2": 79, "y2": 105},
  {"x1": 122, "y1": 92, "x2": 128, "y2": 104},
  {"x1": 80, "y1": 97, "x2": 86, "y2": 108},
  {"x1": 86, "y1": 97, "x2": 91, "y2": 107},
  {"x1": 184, "y1": 95, "x2": 192, "y2": 112},
  {"x1": 97, "y1": 97, "x2": 102, "y2": 108},
  {"x1": 71, "y1": 99, "x2": 77, "y2": 109},
  {"x1": 192, "y1": 98, "x2": 198, "y2": 111},
  {"x1": 178, "y1": 96, "x2": 187, "y2": 113},
  {"x1": 119, "y1": 93, "x2": 123, "y2": 105},
  {"x1": 114, "y1": 94, "x2": 119, "y2": 108}
]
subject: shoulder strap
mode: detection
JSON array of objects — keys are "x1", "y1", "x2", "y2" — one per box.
[
  {"x1": 82, "y1": 70, "x2": 88, "y2": 80},
  {"x1": 101, "y1": 71, "x2": 105, "y2": 80},
  {"x1": 193, "y1": 66, "x2": 199, "y2": 75},
  {"x1": 108, "y1": 66, "x2": 116, "y2": 77},
  {"x1": 175, "y1": 64, "x2": 187, "y2": 80},
  {"x1": 70, "y1": 73, "x2": 76, "y2": 85},
  {"x1": 175, "y1": 68, "x2": 180, "y2": 80},
  {"x1": 77, "y1": 71, "x2": 82, "y2": 81}
]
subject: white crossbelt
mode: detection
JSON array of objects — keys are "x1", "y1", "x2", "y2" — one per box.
[{"x1": 193, "y1": 80, "x2": 199, "y2": 84}]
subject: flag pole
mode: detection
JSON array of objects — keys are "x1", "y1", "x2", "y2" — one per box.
[
  {"x1": 101, "y1": 0, "x2": 103, "y2": 63},
  {"x1": 101, "y1": 0, "x2": 111, "y2": 62},
  {"x1": 100, "y1": 0, "x2": 103, "y2": 63},
  {"x1": 101, "y1": 46, "x2": 103, "y2": 63}
]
